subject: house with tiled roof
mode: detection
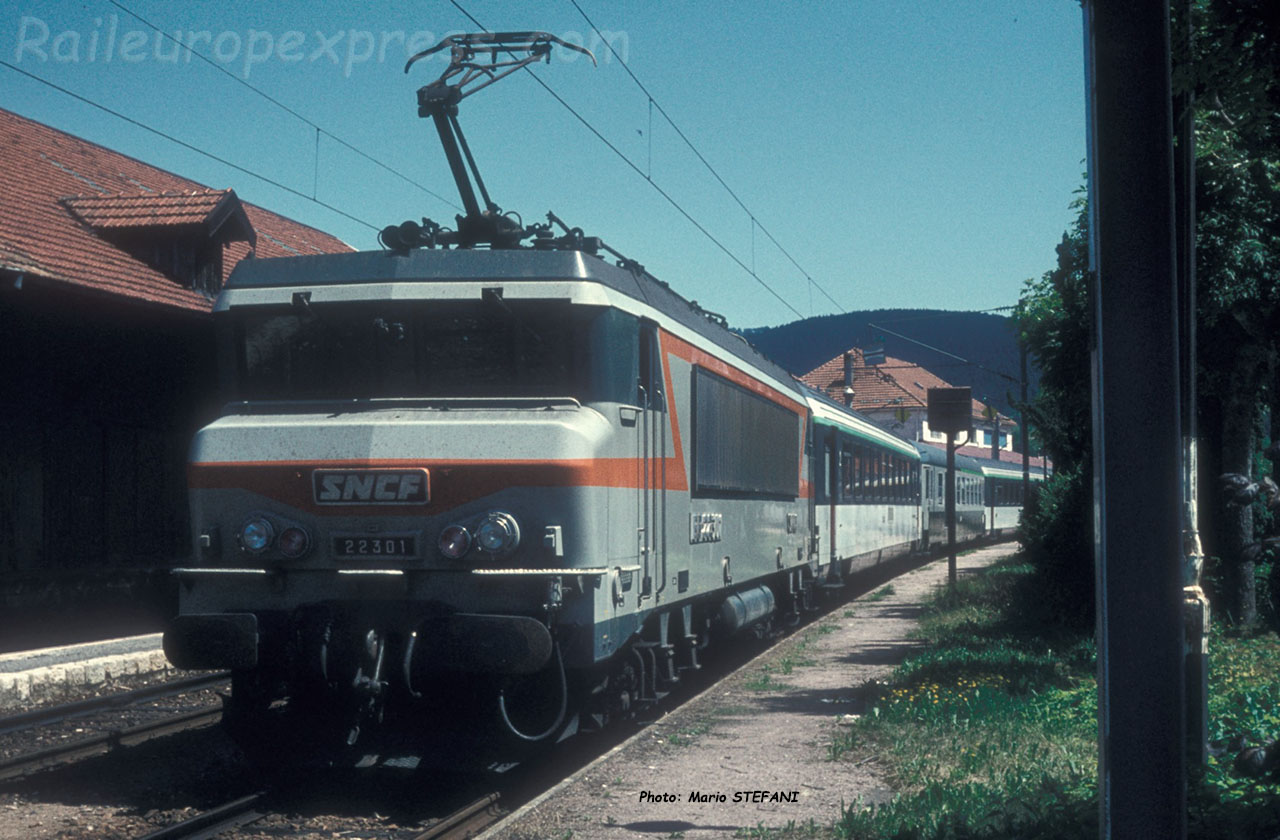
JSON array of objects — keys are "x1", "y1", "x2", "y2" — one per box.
[
  {"x1": 800, "y1": 347, "x2": 1040, "y2": 466},
  {"x1": 0, "y1": 107, "x2": 352, "y2": 638}
]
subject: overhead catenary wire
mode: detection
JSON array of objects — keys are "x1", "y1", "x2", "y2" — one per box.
[
  {"x1": 446, "y1": 0, "x2": 804, "y2": 322},
  {"x1": 0, "y1": 58, "x2": 382, "y2": 233},
  {"x1": 106, "y1": 0, "x2": 462, "y2": 215},
  {"x1": 565, "y1": 0, "x2": 848, "y2": 316},
  {"x1": 868, "y1": 322, "x2": 1020, "y2": 384}
]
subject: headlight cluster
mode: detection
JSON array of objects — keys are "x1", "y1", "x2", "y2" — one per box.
[
  {"x1": 238, "y1": 516, "x2": 310, "y2": 559},
  {"x1": 438, "y1": 511, "x2": 521, "y2": 560}
]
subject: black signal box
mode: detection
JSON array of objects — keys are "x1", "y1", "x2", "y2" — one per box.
[{"x1": 928, "y1": 387, "x2": 973, "y2": 435}]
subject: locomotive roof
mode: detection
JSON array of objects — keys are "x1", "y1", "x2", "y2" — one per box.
[{"x1": 225, "y1": 247, "x2": 804, "y2": 401}]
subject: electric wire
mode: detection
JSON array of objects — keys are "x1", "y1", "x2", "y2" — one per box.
[
  {"x1": 0, "y1": 59, "x2": 382, "y2": 232},
  {"x1": 566, "y1": 0, "x2": 848, "y2": 314},
  {"x1": 446, "y1": 0, "x2": 803, "y2": 321},
  {"x1": 105, "y1": 0, "x2": 462, "y2": 214},
  {"x1": 868, "y1": 322, "x2": 1020, "y2": 384}
]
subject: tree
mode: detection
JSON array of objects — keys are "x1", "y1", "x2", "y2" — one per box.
[
  {"x1": 1180, "y1": 0, "x2": 1280, "y2": 625},
  {"x1": 1015, "y1": 198, "x2": 1094, "y2": 628},
  {"x1": 1017, "y1": 0, "x2": 1280, "y2": 628}
]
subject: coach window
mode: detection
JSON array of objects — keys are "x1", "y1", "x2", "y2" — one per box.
[
  {"x1": 849, "y1": 445, "x2": 861, "y2": 501},
  {"x1": 841, "y1": 447, "x2": 854, "y2": 500}
]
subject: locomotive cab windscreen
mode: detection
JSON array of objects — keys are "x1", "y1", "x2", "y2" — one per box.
[{"x1": 215, "y1": 300, "x2": 642, "y2": 406}]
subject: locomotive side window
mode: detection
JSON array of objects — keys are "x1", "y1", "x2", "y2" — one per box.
[
  {"x1": 692, "y1": 366, "x2": 799, "y2": 498},
  {"x1": 638, "y1": 320, "x2": 666, "y2": 412}
]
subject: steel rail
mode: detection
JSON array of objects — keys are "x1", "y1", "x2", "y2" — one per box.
[
  {"x1": 0, "y1": 671, "x2": 230, "y2": 736},
  {"x1": 133, "y1": 791, "x2": 268, "y2": 840},
  {"x1": 0, "y1": 706, "x2": 222, "y2": 781},
  {"x1": 414, "y1": 793, "x2": 505, "y2": 840}
]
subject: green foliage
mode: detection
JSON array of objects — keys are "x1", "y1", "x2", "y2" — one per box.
[
  {"x1": 742, "y1": 670, "x2": 795, "y2": 692},
  {"x1": 827, "y1": 556, "x2": 1280, "y2": 840},
  {"x1": 1014, "y1": 198, "x2": 1091, "y2": 477},
  {"x1": 1190, "y1": 628, "x2": 1280, "y2": 839},
  {"x1": 1017, "y1": 463, "x2": 1095, "y2": 629},
  {"x1": 865, "y1": 585, "x2": 896, "y2": 602},
  {"x1": 1012, "y1": 196, "x2": 1096, "y2": 631},
  {"x1": 831, "y1": 559, "x2": 1098, "y2": 839},
  {"x1": 1015, "y1": 1, "x2": 1280, "y2": 629}
]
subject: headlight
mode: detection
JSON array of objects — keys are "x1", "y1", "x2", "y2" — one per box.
[
  {"x1": 438, "y1": 524, "x2": 472, "y2": 560},
  {"x1": 240, "y1": 518, "x2": 274, "y2": 553},
  {"x1": 475, "y1": 511, "x2": 520, "y2": 554},
  {"x1": 278, "y1": 526, "x2": 310, "y2": 558}
]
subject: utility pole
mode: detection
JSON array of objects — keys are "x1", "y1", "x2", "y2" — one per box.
[
  {"x1": 1084, "y1": 1, "x2": 1186, "y2": 837},
  {"x1": 928, "y1": 388, "x2": 972, "y2": 588},
  {"x1": 1020, "y1": 335, "x2": 1030, "y2": 502}
]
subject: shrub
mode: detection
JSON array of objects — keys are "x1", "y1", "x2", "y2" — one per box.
[{"x1": 1017, "y1": 464, "x2": 1094, "y2": 630}]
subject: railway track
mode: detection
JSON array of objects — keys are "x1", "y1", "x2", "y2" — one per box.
[
  {"x1": 0, "y1": 671, "x2": 229, "y2": 736},
  {"x1": 131, "y1": 790, "x2": 504, "y2": 840},
  {"x1": 134, "y1": 791, "x2": 268, "y2": 840},
  {"x1": 0, "y1": 706, "x2": 224, "y2": 782},
  {"x1": 413, "y1": 793, "x2": 506, "y2": 840}
]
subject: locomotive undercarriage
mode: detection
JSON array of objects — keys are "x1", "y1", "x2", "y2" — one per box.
[{"x1": 215, "y1": 567, "x2": 819, "y2": 766}]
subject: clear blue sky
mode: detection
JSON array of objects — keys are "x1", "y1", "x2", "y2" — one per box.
[{"x1": 2, "y1": 1, "x2": 1085, "y2": 329}]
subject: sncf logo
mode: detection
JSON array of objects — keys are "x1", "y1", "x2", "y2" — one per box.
[{"x1": 313, "y1": 469, "x2": 430, "y2": 505}]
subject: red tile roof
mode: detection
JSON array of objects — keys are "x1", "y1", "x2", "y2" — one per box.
[
  {"x1": 801, "y1": 347, "x2": 1014, "y2": 425},
  {"x1": 63, "y1": 189, "x2": 245, "y2": 231},
  {"x1": 0, "y1": 107, "x2": 353, "y2": 313}
]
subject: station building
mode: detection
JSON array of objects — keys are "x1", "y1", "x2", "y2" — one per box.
[{"x1": 0, "y1": 108, "x2": 351, "y2": 645}]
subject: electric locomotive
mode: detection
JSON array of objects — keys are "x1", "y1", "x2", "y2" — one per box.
[{"x1": 162, "y1": 32, "x2": 1031, "y2": 762}]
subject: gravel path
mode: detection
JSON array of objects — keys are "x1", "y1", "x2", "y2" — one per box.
[{"x1": 487, "y1": 543, "x2": 1015, "y2": 840}]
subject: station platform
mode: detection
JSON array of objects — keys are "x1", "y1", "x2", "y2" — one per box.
[
  {"x1": 0, "y1": 633, "x2": 170, "y2": 710},
  {"x1": 483, "y1": 543, "x2": 1015, "y2": 839}
]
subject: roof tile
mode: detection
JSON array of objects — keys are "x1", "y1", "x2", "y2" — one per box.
[
  {"x1": 801, "y1": 347, "x2": 1014, "y2": 424},
  {"x1": 0, "y1": 107, "x2": 353, "y2": 312}
]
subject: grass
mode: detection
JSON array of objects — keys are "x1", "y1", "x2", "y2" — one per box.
[
  {"x1": 743, "y1": 670, "x2": 796, "y2": 692},
  {"x1": 666, "y1": 720, "x2": 712, "y2": 746},
  {"x1": 864, "y1": 584, "x2": 896, "y2": 602},
  {"x1": 822, "y1": 556, "x2": 1280, "y2": 839}
]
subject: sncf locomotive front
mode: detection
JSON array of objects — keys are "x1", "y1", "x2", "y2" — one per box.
[{"x1": 164, "y1": 249, "x2": 669, "y2": 757}]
